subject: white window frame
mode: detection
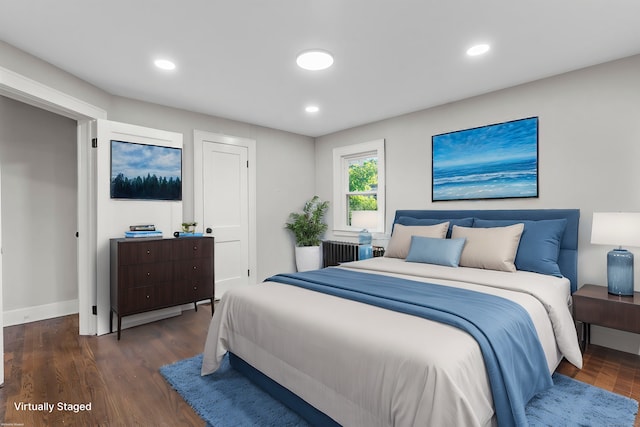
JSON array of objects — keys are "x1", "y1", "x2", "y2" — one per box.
[{"x1": 332, "y1": 139, "x2": 385, "y2": 235}]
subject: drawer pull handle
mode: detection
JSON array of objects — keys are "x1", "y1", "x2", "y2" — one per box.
[
  {"x1": 193, "y1": 246, "x2": 198, "y2": 251},
  {"x1": 193, "y1": 286, "x2": 198, "y2": 290},
  {"x1": 146, "y1": 295, "x2": 150, "y2": 299},
  {"x1": 193, "y1": 266, "x2": 197, "y2": 270},
  {"x1": 147, "y1": 272, "x2": 151, "y2": 276},
  {"x1": 147, "y1": 250, "x2": 151, "y2": 254}
]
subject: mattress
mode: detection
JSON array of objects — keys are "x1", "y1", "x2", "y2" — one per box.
[{"x1": 202, "y1": 257, "x2": 582, "y2": 427}]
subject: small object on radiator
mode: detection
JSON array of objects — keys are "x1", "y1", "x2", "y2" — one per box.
[{"x1": 373, "y1": 246, "x2": 385, "y2": 258}]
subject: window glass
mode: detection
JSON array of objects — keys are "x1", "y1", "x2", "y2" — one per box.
[
  {"x1": 332, "y1": 140, "x2": 385, "y2": 233},
  {"x1": 347, "y1": 155, "x2": 378, "y2": 226}
]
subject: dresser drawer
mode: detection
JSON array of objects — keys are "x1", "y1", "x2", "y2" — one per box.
[
  {"x1": 172, "y1": 258, "x2": 214, "y2": 280},
  {"x1": 174, "y1": 279, "x2": 214, "y2": 304},
  {"x1": 117, "y1": 240, "x2": 169, "y2": 265},
  {"x1": 170, "y1": 237, "x2": 214, "y2": 260},
  {"x1": 120, "y1": 263, "x2": 171, "y2": 288},
  {"x1": 192, "y1": 281, "x2": 214, "y2": 300},
  {"x1": 120, "y1": 283, "x2": 173, "y2": 314}
]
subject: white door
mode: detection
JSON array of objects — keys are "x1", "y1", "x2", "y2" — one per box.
[{"x1": 202, "y1": 142, "x2": 250, "y2": 297}]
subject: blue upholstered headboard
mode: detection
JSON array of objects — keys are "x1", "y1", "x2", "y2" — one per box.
[{"x1": 392, "y1": 209, "x2": 580, "y2": 293}]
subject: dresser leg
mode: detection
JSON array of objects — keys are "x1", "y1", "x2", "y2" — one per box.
[{"x1": 117, "y1": 316, "x2": 122, "y2": 340}]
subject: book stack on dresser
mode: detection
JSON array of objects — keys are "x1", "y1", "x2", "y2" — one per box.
[{"x1": 124, "y1": 224, "x2": 163, "y2": 238}]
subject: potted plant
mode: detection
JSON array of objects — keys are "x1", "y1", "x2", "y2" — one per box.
[
  {"x1": 181, "y1": 221, "x2": 197, "y2": 233},
  {"x1": 285, "y1": 196, "x2": 329, "y2": 271}
]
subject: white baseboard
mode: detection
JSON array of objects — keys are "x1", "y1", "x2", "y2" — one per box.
[
  {"x1": 110, "y1": 302, "x2": 210, "y2": 335},
  {"x1": 3, "y1": 299, "x2": 79, "y2": 327},
  {"x1": 117, "y1": 307, "x2": 183, "y2": 333},
  {"x1": 591, "y1": 325, "x2": 640, "y2": 355},
  {"x1": 3, "y1": 300, "x2": 211, "y2": 333}
]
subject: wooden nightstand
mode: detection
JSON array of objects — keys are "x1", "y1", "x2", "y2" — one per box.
[{"x1": 573, "y1": 284, "x2": 640, "y2": 350}]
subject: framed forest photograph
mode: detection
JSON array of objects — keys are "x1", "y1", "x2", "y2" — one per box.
[{"x1": 110, "y1": 140, "x2": 182, "y2": 201}]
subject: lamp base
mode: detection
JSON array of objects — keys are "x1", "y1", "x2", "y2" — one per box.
[{"x1": 607, "y1": 249, "x2": 634, "y2": 296}]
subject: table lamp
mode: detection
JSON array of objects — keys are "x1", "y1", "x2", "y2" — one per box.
[
  {"x1": 591, "y1": 212, "x2": 640, "y2": 296},
  {"x1": 351, "y1": 210, "x2": 378, "y2": 259}
]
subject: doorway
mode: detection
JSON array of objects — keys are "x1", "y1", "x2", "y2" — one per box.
[
  {"x1": 0, "y1": 66, "x2": 107, "y2": 385},
  {"x1": 0, "y1": 96, "x2": 77, "y2": 326},
  {"x1": 0, "y1": 65, "x2": 108, "y2": 343}
]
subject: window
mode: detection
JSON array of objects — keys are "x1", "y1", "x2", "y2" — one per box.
[{"x1": 333, "y1": 139, "x2": 385, "y2": 234}]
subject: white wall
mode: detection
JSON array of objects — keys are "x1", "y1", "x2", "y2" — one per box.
[
  {"x1": 0, "y1": 41, "x2": 112, "y2": 112},
  {"x1": 315, "y1": 54, "x2": 640, "y2": 354},
  {"x1": 0, "y1": 95, "x2": 78, "y2": 324}
]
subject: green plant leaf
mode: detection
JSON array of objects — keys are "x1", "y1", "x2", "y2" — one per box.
[{"x1": 285, "y1": 196, "x2": 329, "y2": 246}]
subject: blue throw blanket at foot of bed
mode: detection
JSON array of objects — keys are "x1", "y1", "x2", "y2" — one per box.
[{"x1": 268, "y1": 268, "x2": 553, "y2": 427}]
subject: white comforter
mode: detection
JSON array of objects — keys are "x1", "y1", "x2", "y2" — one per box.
[{"x1": 202, "y1": 258, "x2": 583, "y2": 427}]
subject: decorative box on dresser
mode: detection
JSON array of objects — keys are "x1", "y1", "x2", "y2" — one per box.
[{"x1": 110, "y1": 236, "x2": 215, "y2": 339}]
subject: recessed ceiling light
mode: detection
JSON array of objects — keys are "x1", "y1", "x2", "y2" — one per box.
[
  {"x1": 466, "y1": 44, "x2": 490, "y2": 56},
  {"x1": 296, "y1": 50, "x2": 334, "y2": 71},
  {"x1": 305, "y1": 105, "x2": 320, "y2": 113},
  {"x1": 154, "y1": 59, "x2": 176, "y2": 70}
]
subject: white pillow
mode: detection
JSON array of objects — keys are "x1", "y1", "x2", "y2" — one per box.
[
  {"x1": 451, "y1": 224, "x2": 524, "y2": 272},
  {"x1": 385, "y1": 222, "x2": 449, "y2": 259}
]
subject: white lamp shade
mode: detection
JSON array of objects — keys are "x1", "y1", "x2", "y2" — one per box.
[
  {"x1": 351, "y1": 210, "x2": 378, "y2": 231},
  {"x1": 591, "y1": 212, "x2": 640, "y2": 247}
]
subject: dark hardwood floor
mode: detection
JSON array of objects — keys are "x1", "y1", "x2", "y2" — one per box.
[
  {"x1": 1, "y1": 307, "x2": 212, "y2": 426},
  {"x1": 1, "y1": 307, "x2": 640, "y2": 426}
]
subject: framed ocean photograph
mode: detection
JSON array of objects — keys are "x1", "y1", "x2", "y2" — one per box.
[
  {"x1": 110, "y1": 140, "x2": 182, "y2": 201},
  {"x1": 432, "y1": 117, "x2": 539, "y2": 201}
]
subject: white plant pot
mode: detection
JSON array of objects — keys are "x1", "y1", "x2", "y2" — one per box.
[{"x1": 295, "y1": 245, "x2": 322, "y2": 272}]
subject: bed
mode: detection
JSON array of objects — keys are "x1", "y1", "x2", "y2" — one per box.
[{"x1": 202, "y1": 209, "x2": 582, "y2": 427}]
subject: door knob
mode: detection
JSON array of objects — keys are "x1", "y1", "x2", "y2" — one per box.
[{"x1": 206, "y1": 227, "x2": 213, "y2": 234}]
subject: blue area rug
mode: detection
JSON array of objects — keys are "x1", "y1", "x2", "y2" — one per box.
[{"x1": 161, "y1": 354, "x2": 638, "y2": 427}]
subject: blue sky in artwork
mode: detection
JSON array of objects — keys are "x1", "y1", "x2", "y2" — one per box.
[
  {"x1": 111, "y1": 140, "x2": 181, "y2": 180},
  {"x1": 433, "y1": 117, "x2": 538, "y2": 169}
]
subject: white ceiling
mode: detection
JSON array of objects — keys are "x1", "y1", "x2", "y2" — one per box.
[{"x1": 1, "y1": 1, "x2": 639, "y2": 137}]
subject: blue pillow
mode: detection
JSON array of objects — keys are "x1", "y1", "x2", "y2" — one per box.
[
  {"x1": 396, "y1": 217, "x2": 474, "y2": 238},
  {"x1": 472, "y1": 218, "x2": 567, "y2": 277},
  {"x1": 405, "y1": 236, "x2": 467, "y2": 267}
]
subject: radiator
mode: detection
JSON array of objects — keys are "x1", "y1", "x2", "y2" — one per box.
[
  {"x1": 322, "y1": 240, "x2": 359, "y2": 267},
  {"x1": 322, "y1": 240, "x2": 385, "y2": 267}
]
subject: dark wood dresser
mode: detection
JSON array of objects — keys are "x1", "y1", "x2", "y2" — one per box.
[{"x1": 110, "y1": 236, "x2": 215, "y2": 339}]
